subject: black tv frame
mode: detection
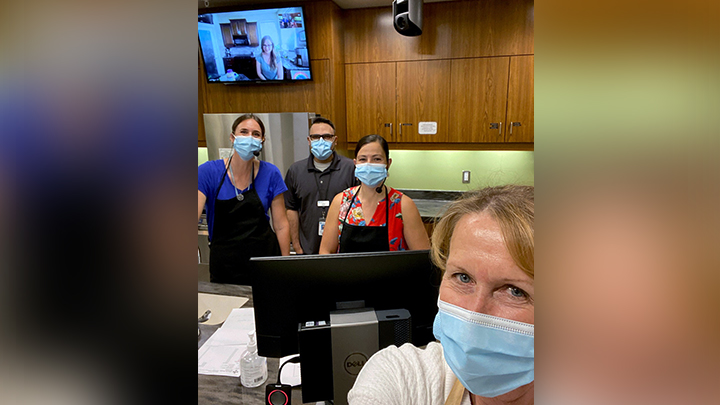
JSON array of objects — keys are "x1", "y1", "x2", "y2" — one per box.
[{"x1": 198, "y1": 3, "x2": 312, "y2": 85}]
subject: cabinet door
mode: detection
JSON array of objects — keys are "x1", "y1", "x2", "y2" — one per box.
[
  {"x1": 220, "y1": 24, "x2": 233, "y2": 49},
  {"x1": 505, "y1": 55, "x2": 534, "y2": 142},
  {"x1": 345, "y1": 63, "x2": 396, "y2": 142},
  {"x1": 396, "y1": 60, "x2": 451, "y2": 143},
  {"x1": 230, "y1": 19, "x2": 247, "y2": 36},
  {"x1": 448, "y1": 57, "x2": 509, "y2": 143},
  {"x1": 246, "y1": 22, "x2": 258, "y2": 46}
]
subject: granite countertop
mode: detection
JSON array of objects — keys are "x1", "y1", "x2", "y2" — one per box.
[
  {"x1": 398, "y1": 189, "x2": 464, "y2": 220},
  {"x1": 413, "y1": 199, "x2": 454, "y2": 220},
  {"x1": 281, "y1": 57, "x2": 309, "y2": 71}
]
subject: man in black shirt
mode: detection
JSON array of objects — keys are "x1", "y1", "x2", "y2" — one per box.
[{"x1": 284, "y1": 117, "x2": 357, "y2": 254}]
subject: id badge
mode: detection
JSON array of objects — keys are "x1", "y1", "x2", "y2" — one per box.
[
  {"x1": 317, "y1": 200, "x2": 330, "y2": 208},
  {"x1": 318, "y1": 220, "x2": 325, "y2": 236}
]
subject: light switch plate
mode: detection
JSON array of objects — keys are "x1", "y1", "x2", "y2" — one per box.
[{"x1": 462, "y1": 171, "x2": 471, "y2": 184}]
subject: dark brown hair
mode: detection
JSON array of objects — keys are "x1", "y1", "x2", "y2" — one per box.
[
  {"x1": 354, "y1": 134, "x2": 389, "y2": 159},
  {"x1": 311, "y1": 117, "x2": 335, "y2": 131}
]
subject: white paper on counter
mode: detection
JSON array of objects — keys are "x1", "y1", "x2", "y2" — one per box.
[
  {"x1": 279, "y1": 354, "x2": 302, "y2": 386},
  {"x1": 198, "y1": 307, "x2": 256, "y2": 377},
  {"x1": 198, "y1": 292, "x2": 249, "y2": 325}
]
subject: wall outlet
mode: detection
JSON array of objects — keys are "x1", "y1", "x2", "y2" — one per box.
[{"x1": 462, "y1": 171, "x2": 471, "y2": 184}]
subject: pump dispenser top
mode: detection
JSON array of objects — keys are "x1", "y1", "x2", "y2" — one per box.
[{"x1": 240, "y1": 330, "x2": 268, "y2": 388}]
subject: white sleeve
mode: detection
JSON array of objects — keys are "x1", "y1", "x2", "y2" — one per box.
[{"x1": 347, "y1": 342, "x2": 449, "y2": 405}]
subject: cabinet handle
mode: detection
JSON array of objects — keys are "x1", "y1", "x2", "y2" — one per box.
[
  {"x1": 490, "y1": 122, "x2": 503, "y2": 136},
  {"x1": 384, "y1": 122, "x2": 393, "y2": 136},
  {"x1": 509, "y1": 121, "x2": 521, "y2": 135},
  {"x1": 399, "y1": 123, "x2": 412, "y2": 136}
]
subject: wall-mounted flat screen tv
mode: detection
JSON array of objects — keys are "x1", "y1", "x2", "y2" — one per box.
[{"x1": 198, "y1": 6, "x2": 312, "y2": 84}]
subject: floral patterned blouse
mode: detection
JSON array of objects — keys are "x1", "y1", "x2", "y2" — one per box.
[{"x1": 337, "y1": 186, "x2": 408, "y2": 252}]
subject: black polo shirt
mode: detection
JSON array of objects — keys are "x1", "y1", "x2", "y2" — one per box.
[{"x1": 284, "y1": 152, "x2": 357, "y2": 254}]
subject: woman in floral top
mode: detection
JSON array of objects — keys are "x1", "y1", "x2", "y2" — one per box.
[{"x1": 319, "y1": 135, "x2": 430, "y2": 254}]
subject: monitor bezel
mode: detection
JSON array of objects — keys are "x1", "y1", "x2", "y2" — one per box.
[
  {"x1": 250, "y1": 250, "x2": 442, "y2": 358},
  {"x1": 198, "y1": 4, "x2": 313, "y2": 85}
]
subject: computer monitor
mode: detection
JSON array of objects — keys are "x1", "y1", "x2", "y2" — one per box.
[{"x1": 250, "y1": 250, "x2": 441, "y2": 358}]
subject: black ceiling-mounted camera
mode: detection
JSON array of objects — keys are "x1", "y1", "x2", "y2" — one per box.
[{"x1": 392, "y1": 0, "x2": 423, "y2": 36}]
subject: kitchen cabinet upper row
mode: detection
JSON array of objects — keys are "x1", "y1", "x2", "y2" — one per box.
[
  {"x1": 345, "y1": 55, "x2": 533, "y2": 144},
  {"x1": 220, "y1": 20, "x2": 259, "y2": 48},
  {"x1": 343, "y1": 0, "x2": 533, "y2": 64}
]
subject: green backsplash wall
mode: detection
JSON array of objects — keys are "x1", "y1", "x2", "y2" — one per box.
[
  {"x1": 384, "y1": 150, "x2": 534, "y2": 191},
  {"x1": 198, "y1": 147, "x2": 208, "y2": 166},
  {"x1": 198, "y1": 148, "x2": 534, "y2": 191}
]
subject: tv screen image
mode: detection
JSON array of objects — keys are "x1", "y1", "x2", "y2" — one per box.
[
  {"x1": 250, "y1": 250, "x2": 442, "y2": 358},
  {"x1": 198, "y1": 6, "x2": 311, "y2": 84}
]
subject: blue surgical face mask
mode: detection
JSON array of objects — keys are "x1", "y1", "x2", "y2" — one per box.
[
  {"x1": 433, "y1": 298, "x2": 534, "y2": 398},
  {"x1": 233, "y1": 135, "x2": 262, "y2": 161},
  {"x1": 311, "y1": 138, "x2": 334, "y2": 160},
  {"x1": 354, "y1": 163, "x2": 387, "y2": 187}
]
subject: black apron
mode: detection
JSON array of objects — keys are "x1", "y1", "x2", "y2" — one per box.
[
  {"x1": 338, "y1": 187, "x2": 390, "y2": 253},
  {"x1": 209, "y1": 160, "x2": 281, "y2": 285}
]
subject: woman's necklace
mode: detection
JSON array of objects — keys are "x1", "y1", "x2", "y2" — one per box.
[
  {"x1": 358, "y1": 186, "x2": 384, "y2": 221},
  {"x1": 360, "y1": 185, "x2": 384, "y2": 205},
  {"x1": 228, "y1": 161, "x2": 250, "y2": 201}
]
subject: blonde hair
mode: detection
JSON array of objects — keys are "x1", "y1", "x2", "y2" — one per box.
[{"x1": 430, "y1": 185, "x2": 534, "y2": 279}]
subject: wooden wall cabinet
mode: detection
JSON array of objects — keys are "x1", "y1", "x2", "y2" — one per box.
[
  {"x1": 342, "y1": 0, "x2": 534, "y2": 149},
  {"x1": 246, "y1": 22, "x2": 258, "y2": 46},
  {"x1": 449, "y1": 55, "x2": 534, "y2": 143},
  {"x1": 396, "y1": 60, "x2": 451, "y2": 143},
  {"x1": 220, "y1": 24, "x2": 233, "y2": 49},
  {"x1": 345, "y1": 60, "x2": 450, "y2": 143},
  {"x1": 505, "y1": 55, "x2": 534, "y2": 142},
  {"x1": 230, "y1": 19, "x2": 247, "y2": 36},
  {"x1": 345, "y1": 63, "x2": 396, "y2": 142},
  {"x1": 344, "y1": 0, "x2": 533, "y2": 64},
  {"x1": 448, "y1": 57, "x2": 509, "y2": 143},
  {"x1": 347, "y1": 56, "x2": 533, "y2": 146},
  {"x1": 221, "y1": 22, "x2": 257, "y2": 49}
]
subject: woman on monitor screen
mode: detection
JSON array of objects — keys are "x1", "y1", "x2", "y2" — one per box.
[
  {"x1": 348, "y1": 185, "x2": 534, "y2": 405},
  {"x1": 318, "y1": 134, "x2": 429, "y2": 254},
  {"x1": 197, "y1": 114, "x2": 290, "y2": 285},
  {"x1": 256, "y1": 36, "x2": 283, "y2": 81}
]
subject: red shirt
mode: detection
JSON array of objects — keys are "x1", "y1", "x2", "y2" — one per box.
[{"x1": 337, "y1": 186, "x2": 408, "y2": 252}]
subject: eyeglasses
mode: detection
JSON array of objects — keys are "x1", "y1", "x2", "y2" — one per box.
[{"x1": 309, "y1": 134, "x2": 335, "y2": 141}]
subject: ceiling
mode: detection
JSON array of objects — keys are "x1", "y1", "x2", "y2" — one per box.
[{"x1": 199, "y1": 0, "x2": 454, "y2": 11}]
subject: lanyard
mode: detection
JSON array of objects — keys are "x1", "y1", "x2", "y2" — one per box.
[
  {"x1": 342, "y1": 186, "x2": 389, "y2": 226},
  {"x1": 228, "y1": 159, "x2": 254, "y2": 201}
]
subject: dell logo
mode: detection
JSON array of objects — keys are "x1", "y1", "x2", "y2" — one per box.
[{"x1": 343, "y1": 352, "x2": 368, "y2": 376}]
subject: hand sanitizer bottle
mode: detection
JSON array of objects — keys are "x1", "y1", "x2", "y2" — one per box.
[{"x1": 240, "y1": 330, "x2": 267, "y2": 388}]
